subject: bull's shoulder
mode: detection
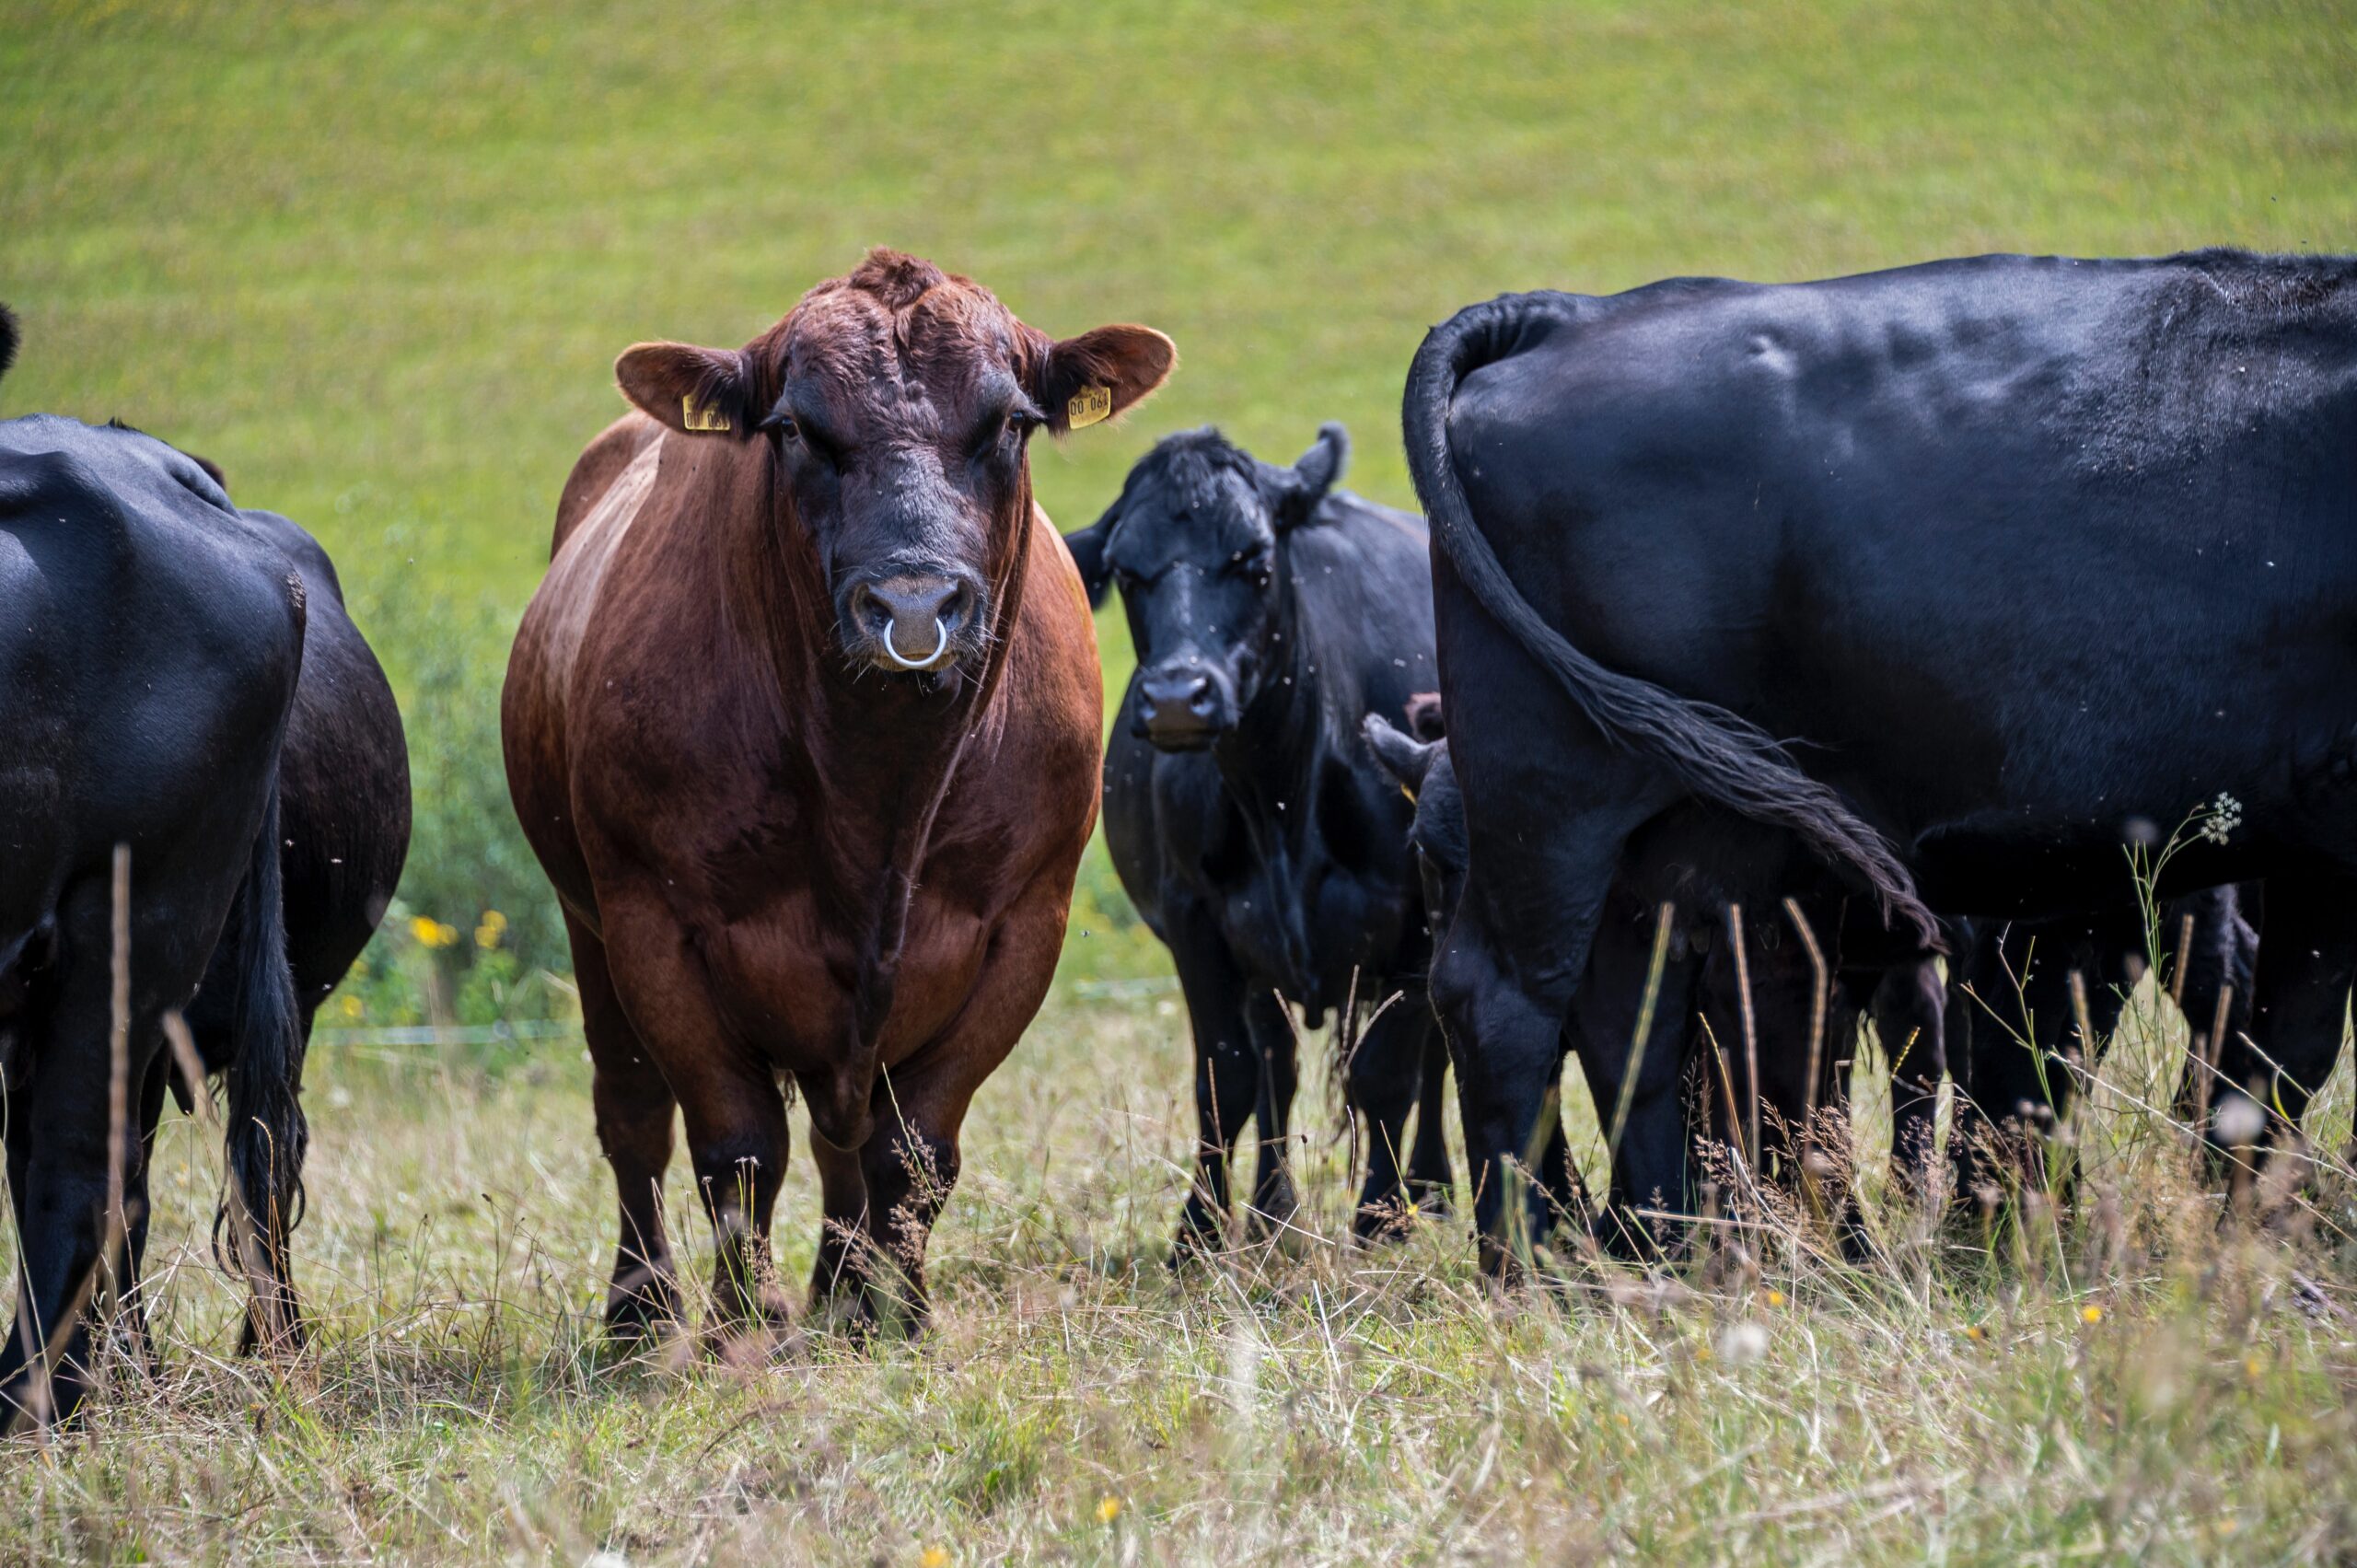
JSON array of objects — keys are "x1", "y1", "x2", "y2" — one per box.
[{"x1": 553, "y1": 413, "x2": 665, "y2": 557}]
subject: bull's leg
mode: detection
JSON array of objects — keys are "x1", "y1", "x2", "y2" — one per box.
[
  {"x1": 1243, "y1": 989, "x2": 1301, "y2": 1239},
  {"x1": 1343, "y1": 993, "x2": 1430, "y2": 1240},
  {"x1": 565, "y1": 911, "x2": 681, "y2": 1342},
  {"x1": 1167, "y1": 916, "x2": 1258, "y2": 1260},
  {"x1": 2216, "y1": 874, "x2": 2357, "y2": 1161},
  {"x1": 807, "y1": 1131, "x2": 873, "y2": 1330},
  {"x1": 679, "y1": 1076, "x2": 791, "y2": 1342},
  {"x1": 1404, "y1": 1016, "x2": 1456, "y2": 1215},
  {"x1": 857, "y1": 882, "x2": 1067, "y2": 1331}
]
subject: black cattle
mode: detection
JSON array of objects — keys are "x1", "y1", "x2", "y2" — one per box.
[
  {"x1": 1405, "y1": 250, "x2": 2357, "y2": 1265},
  {"x1": 0, "y1": 412, "x2": 307, "y2": 1425},
  {"x1": 1365, "y1": 705, "x2": 1940, "y2": 1253},
  {"x1": 1945, "y1": 888, "x2": 2258, "y2": 1192},
  {"x1": 169, "y1": 496, "x2": 411, "y2": 1351},
  {"x1": 1064, "y1": 425, "x2": 1453, "y2": 1249}
]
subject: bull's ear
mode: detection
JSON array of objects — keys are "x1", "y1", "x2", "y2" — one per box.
[
  {"x1": 615, "y1": 342, "x2": 756, "y2": 438},
  {"x1": 1362, "y1": 712, "x2": 1439, "y2": 798},
  {"x1": 1061, "y1": 511, "x2": 1116, "y2": 610},
  {"x1": 1267, "y1": 422, "x2": 1349, "y2": 529},
  {"x1": 1040, "y1": 325, "x2": 1175, "y2": 434}
]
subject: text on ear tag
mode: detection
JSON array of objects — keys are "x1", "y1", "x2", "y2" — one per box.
[
  {"x1": 1067, "y1": 385, "x2": 1113, "y2": 429},
  {"x1": 682, "y1": 393, "x2": 732, "y2": 433}
]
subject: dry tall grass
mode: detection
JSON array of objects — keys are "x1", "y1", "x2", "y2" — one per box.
[{"x1": 2, "y1": 977, "x2": 2352, "y2": 1564}]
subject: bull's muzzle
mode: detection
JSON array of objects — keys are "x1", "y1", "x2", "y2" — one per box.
[{"x1": 847, "y1": 571, "x2": 976, "y2": 674}]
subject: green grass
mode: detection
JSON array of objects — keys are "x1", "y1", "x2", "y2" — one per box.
[
  {"x1": 4, "y1": 0, "x2": 2357, "y2": 1560},
  {"x1": 6, "y1": 0, "x2": 2356, "y2": 985}
]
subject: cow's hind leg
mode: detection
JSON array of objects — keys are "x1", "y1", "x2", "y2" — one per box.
[
  {"x1": 0, "y1": 900, "x2": 165, "y2": 1429},
  {"x1": 566, "y1": 911, "x2": 683, "y2": 1343},
  {"x1": 2215, "y1": 874, "x2": 2357, "y2": 1166},
  {"x1": 1344, "y1": 992, "x2": 1432, "y2": 1240},
  {"x1": 1404, "y1": 1018, "x2": 1456, "y2": 1215}
]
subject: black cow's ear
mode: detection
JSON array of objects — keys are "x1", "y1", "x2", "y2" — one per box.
[
  {"x1": 1040, "y1": 325, "x2": 1176, "y2": 434},
  {"x1": 1062, "y1": 511, "x2": 1116, "y2": 610},
  {"x1": 615, "y1": 342, "x2": 757, "y2": 439},
  {"x1": 1362, "y1": 712, "x2": 1439, "y2": 797},
  {"x1": 1268, "y1": 422, "x2": 1349, "y2": 530}
]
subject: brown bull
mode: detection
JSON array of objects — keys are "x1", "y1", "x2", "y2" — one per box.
[{"x1": 503, "y1": 250, "x2": 1171, "y2": 1335}]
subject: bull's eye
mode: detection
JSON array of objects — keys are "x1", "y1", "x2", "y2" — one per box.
[
  {"x1": 1004, "y1": 409, "x2": 1041, "y2": 441},
  {"x1": 762, "y1": 412, "x2": 802, "y2": 444}
]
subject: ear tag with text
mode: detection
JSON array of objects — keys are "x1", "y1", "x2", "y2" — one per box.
[
  {"x1": 681, "y1": 392, "x2": 732, "y2": 433},
  {"x1": 1066, "y1": 384, "x2": 1113, "y2": 429}
]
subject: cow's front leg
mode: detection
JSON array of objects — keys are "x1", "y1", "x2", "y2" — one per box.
[
  {"x1": 1165, "y1": 913, "x2": 1257, "y2": 1262},
  {"x1": 1243, "y1": 989, "x2": 1301, "y2": 1240}
]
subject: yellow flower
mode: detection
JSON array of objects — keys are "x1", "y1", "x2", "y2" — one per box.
[
  {"x1": 474, "y1": 917, "x2": 505, "y2": 950},
  {"x1": 2080, "y1": 1305, "x2": 2104, "y2": 1324},
  {"x1": 921, "y1": 1551, "x2": 948, "y2": 1568},
  {"x1": 338, "y1": 993, "x2": 364, "y2": 1020},
  {"x1": 1764, "y1": 1289, "x2": 1786, "y2": 1308},
  {"x1": 1965, "y1": 1324, "x2": 1985, "y2": 1342},
  {"x1": 410, "y1": 916, "x2": 459, "y2": 949},
  {"x1": 480, "y1": 909, "x2": 508, "y2": 935},
  {"x1": 1097, "y1": 1495, "x2": 1122, "y2": 1524},
  {"x1": 2244, "y1": 1355, "x2": 2263, "y2": 1379}
]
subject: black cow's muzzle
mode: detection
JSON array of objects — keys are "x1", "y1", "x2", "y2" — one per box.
[
  {"x1": 842, "y1": 568, "x2": 982, "y2": 675},
  {"x1": 1134, "y1": 665, "x2": 1235, "y2": 750}
]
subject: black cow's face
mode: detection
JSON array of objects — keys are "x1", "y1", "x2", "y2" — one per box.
[{"x1": 1065, "y1": 425, "x2": 1348, "y2": 750}]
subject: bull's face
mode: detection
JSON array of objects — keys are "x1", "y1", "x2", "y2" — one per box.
[
  {"x1": 610, "y1": 250, "x2": 1172, "y2": 679},
  {"x1": 1064, "y1": 425, "x2": 1348, "y2": 751}
]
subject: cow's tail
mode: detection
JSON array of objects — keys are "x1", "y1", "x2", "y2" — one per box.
[
  {"x1": 0, "y1": 303, "x2": 18, "y2": 387},
  {"x1": 1402, "y1": 296, "x2": 1939, "y2": 948},
  {"x1": 221, "y1": 778, "x2": 308, "y2": 1287}
]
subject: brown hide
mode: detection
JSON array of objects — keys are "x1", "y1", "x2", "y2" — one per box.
[{"x1": 502, "y1": 250, "x2": 1167, "y2": 1333}]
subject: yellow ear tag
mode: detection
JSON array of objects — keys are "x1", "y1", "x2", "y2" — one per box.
[
  {"x1": 1067, "y1": 384, "x2": 1113, "y2": 429},
  {"x1": 681, "y1": 392, "x2": 731, "y2": 434}
]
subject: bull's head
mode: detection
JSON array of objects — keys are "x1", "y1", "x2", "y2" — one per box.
[
  {"x1": 1063, "y1": 424, "x2": 1348, "y2": 750},
  {"x1": 612, "y1": 250, "x2": 1173, "y2": 677}
]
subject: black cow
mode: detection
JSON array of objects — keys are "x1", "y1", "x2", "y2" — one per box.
[
  {"x1": 1365, "y1": 705, "x2": 1940, "y2": 1252},
  {"x1": 1945, "y1": 888, "x2": 2258, "y2": 1192},
  {"x1": 0, "y1": 412, "x2": 307, "y2": 1424},
  {"x1": 1064, "y1": 425, "x2": 1454, "y2": 1249},
  {"x1": 1404, "y1": 250, "x2": 2357, "y2": 1266}
]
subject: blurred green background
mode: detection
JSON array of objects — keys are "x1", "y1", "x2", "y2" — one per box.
[{"x1": 4, "y1": 0, "x2": 2352, "y2": 1021}]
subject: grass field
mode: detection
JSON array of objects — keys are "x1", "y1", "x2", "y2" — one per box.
[{"x1": 4, "y1": 0, "x2": 2357, "y2": 1561}]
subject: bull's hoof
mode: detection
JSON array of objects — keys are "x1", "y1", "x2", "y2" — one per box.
[{"x1": 603, "y1": 1277, "x2": 685, "y2": 1349}]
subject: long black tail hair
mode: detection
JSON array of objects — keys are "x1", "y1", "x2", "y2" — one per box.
[
  {"x1": 222, "y1": 777, "x2": 308, "y2": 1266},
  {"x1": 1401, "y1": 293, "x2": 1937, "y2": 947}
]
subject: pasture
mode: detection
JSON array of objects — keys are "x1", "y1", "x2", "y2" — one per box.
[{"x1": 4, "y1": 0, "x2": 2357, "y2": 1560}]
